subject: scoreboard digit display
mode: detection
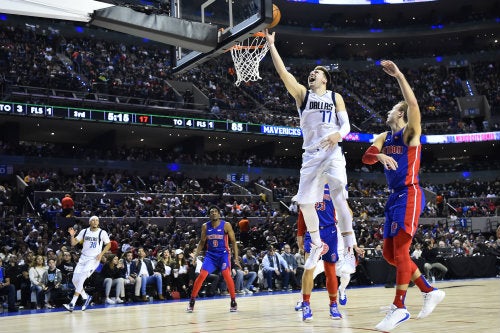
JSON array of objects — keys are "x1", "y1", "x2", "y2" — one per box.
[{"x1": 7, "y1": 101, "x2": 495, "y2": 144}]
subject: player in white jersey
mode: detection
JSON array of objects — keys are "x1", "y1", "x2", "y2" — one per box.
[
  {"x1": 265, "y1": 29, "x2": 356, "y2": 272},
  {"x1": 63, "y1": 215, "x2": 111, "y2": 312}
]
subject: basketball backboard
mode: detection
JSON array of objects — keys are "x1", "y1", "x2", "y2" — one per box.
[{"x1": 171, "y1": 0, "x2": 273, "y2": 73}]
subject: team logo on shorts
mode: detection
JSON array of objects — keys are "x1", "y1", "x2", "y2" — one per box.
[
  {"x1": 321, "y1": 243, "x2": 329, "y2": 255},
  {"x1": 391, "y1": 222, "x2": 398, "y2": 234},
  {"x1": 222, "y1": 262, "x2": 227, "y2": 270}
]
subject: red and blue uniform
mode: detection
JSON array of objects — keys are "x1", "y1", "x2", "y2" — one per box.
[
  {"x1": 201, "y1": 220, "x2": 231, "y2": 273},
  {"x1": 299, "y1": 185, "x2": 339, "y2": 264},
  {"x1": 382, "y1": 128, "x2": 425, "y2": 238}
]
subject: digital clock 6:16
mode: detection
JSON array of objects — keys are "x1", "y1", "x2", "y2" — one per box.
[{"x1": 107, "y1": 112, "x2": 131, "y2": 123}]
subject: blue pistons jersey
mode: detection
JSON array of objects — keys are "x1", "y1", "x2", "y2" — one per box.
[
  {"x1": 303, "y1": 185, "x2": 339, "y2": 263},
  {"x1": 382, "y1": 127, "x2": 422, "y2": 190},
  {"x1": 201, "y1": 219, "x2": 232, "y2": 273},
  {"x1": 382, "y1": 127, "x2": 425, "y2": 238}
]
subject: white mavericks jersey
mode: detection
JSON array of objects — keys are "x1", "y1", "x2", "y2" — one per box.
[
  {"x1": 298, "y1": 90, "x2": 342, "y2": 151},
  {"x1": 76, "y1": 228, "x2": 110, "y2": 258}
]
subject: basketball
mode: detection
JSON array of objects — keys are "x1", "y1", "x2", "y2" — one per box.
[{"x1": 268, "y1": 4, "x2": 281, "y2": 29}]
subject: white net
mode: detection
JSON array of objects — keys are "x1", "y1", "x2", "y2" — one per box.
[{"x1": 230, "y1": 33, "x2": 269, "y2": 86}]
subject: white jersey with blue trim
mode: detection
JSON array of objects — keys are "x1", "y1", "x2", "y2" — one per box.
[
  {"x1": 298, "y1": 90, "x2": 341, "y2": 151},
  {"x1": 76, "y1": 228, "x2": 110, "y2": 258}
]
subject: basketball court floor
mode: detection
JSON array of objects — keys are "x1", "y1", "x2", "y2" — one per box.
[{"x1": 1, "y1": 278, "x2": 498, "y2": 333}]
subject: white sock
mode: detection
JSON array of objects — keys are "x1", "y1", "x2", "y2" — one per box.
[{"x1": 71, "y1": 295, "x2": 79, "y2": 305}]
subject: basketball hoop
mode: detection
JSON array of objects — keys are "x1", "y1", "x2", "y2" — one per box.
[{"x1": 229, "y1": 32, "x2": 269, "y2": 86}]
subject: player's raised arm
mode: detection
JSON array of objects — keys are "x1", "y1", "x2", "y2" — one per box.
[
  {"x1": 265, "y1": 29, "x2": 307, "y2": 105},
  {"x1": 381, "y1": 60, "x2": 421, "y2": 145},
  {"x1": 68, "y1": 227, "x2": 82, "y2": 246}
]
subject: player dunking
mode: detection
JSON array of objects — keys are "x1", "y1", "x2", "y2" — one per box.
[
  {"x1": 265, "y1": 29, "x2": 356, "y2": 272},
  {"x1": 186, "y1": 206, "x2": 240, "y2": 312},
  {"x1": 362, "y1": 60, "x2": 445, "y2": 331},
  {"x1": 64, "y1": 216, "x2": 111, "y2": 312}
]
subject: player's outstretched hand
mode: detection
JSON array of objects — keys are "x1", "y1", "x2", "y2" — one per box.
[
  {"x1": 381, "y1": 60, "x2": 402, "y2": 78},
  {"x1": 68, "y1": 227, "x2": 76, "y2": 237},
  {"x1": 378, "y1": 154, "x2": 398, "y2": 170},
  {"x1": 265, "y1": 29, "x2": 275, "y2": 45}
]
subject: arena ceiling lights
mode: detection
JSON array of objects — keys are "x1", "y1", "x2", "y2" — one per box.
[{"x1": 0, "y1": 0, "x2": 113, "y2": 22}]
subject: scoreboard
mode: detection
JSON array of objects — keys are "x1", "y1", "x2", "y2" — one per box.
[
  {"x1": 0, "y1": 101, "x2": 301, "y2": 137},
  {"x1": 1, "y1": 101, "x2": 499, "y2": 144}
]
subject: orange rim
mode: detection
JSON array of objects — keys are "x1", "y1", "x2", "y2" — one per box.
[{"x1": 230, "y1": 44, "x2": 265, "y2": 51}]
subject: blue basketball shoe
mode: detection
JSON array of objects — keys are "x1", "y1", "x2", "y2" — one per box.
[
  {"x1": 302, "y1": 301, "x2": 313, "y2": 322},
  {"x1": 329, "y1": 302, "x2": 342, "y2": 320}
]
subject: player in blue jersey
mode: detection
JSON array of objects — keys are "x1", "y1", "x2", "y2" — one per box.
[
  {"x1": 186, "y1": 206, "x2": 240, "y2": 313},
  {"x1": 265, "y1": 29, "x2": 357, "y2": 274},
  {"x1": 295, "y1": 185, "x2": 363, "y2": 322},
  {"x1": 362, "y1": 60, "x2": 445, "y2": 331}
]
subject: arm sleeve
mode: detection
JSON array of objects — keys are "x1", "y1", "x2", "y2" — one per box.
[
  {"x1": 362, "y1": 145, "x2": 381, "y2": 165},
  {"x1": 297, "y1": 210, "x2": 306, "y2": 237},
  {"x1": 337, "y1": 111, "x2": 351, "y2": 138}
]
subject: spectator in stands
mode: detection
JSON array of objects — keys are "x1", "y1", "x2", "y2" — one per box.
[
  {"x1": 108, "y1": 235, "x2": 120, "y2": 255},
  {"x1": 294, "y1": 247, "x2": 305, "y2": 284},
  {"x1": 57, "y1": 251, "x2": 75, "y2": 290},
  {"x1": 240, "y1": 264, "x2": 257, "y2": 294},
  {"x1": 171, "y1": 249, "x2": 190, "y2": 297},
  {"x1": 281, "y1": 244, "x2": 300, "y2": 290},
  {"x1": 132, "y1": 247, "x2": 164, "y2": 301},
  {"x1": 15, "y1": 254, "x2": 32, "y2": 309},
  {"x1": 5, "y1": 254, "x2": 28, "y2": 308},
  {"x1": 210, "y1": 102, "x2": 221, "y2": 118},
  {"x1": 261, "y1": 244, "x2": 290, "y2": 292},
  {"x1": 29, "y1": 255, "x2": 47, "y2": 309},
  {"x1": 101, "y1": 254, "x2": 125, "y2": 304},
  {"x1": 238, "y1": 214, "x2": 250, "y2": 248},
  {"x1": 40, "y1": 258, "x2": 62, "y2": 308},
  {"x1": 122, "y1": 251, "x2": 141, "y2": 301},
  {"x1": 155, "y1": 249, "x2": 174, "y2": 298},
  {"x1": 61, "y1": 194, "x2": 74, "y2": 218},
  {"x1": 452, "y1": 239, "x2": 465, "y2": 256},
  {"x1": 422, "y1": 239, "x2": 448, "y2": 280},
  {"x1": 411, "y1": 242, "x2": 423, "y2": 260},
  {"x1": 242, "y1": 248, "x2": 260, "y2": 274},
  {"x1": 0, "y1": 257, "x2": 18, "y2": 312}
]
